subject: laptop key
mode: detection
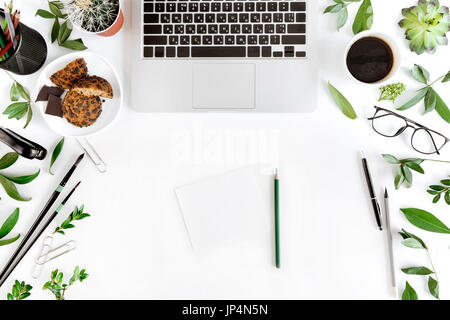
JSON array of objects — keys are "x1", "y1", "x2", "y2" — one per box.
[
  {"x1": 268, "y1": 2, "x2": 277, "y2": 11},
  {"x1": 242, "y1": 24, "x2": 252, "y2": 33},
  {"x1": 291, "y1": 2, "x2": 306, "y2": 11},
  {"x1": 144, "y1": 3, "x2": 154, "y2": 13},
  {"x1": 166, "y1": 47, "x2": 176, "y2": 58},
  {"x1": 279, "y1": 2, "x2": 289, "y2": 11},
  {"x1": 163, "y1": 25, "x2": 173, "y2": 34},
  {"x1": 191, "y1": 46, "x2": 246, "y2": 57},
  {"x1": 192, "y1": 35, "x2": 201, "y2": 45},
  {"x1": 273, "y1": 13, "x2": 283, "y2": 23},
  {"x1": 253, "y1": 24, "x2": 263, "y2": 34},
  {"x1": 223, "y1": 2, "x2": 232, "y2": 12},
  {"x1": 248, "y1": 46, "x2": 260, "y2": 57},
  {"x1": 284, "y1": 46, "x2": 294, "y2": 57},
  {"x1": 225, "y1": 35, "x2": 235, "y2": 45},
  {"x1": 288, "y1": 24, "x2": 306, "y2": 33},
  {"x1": 186, "y1": 24, "x2": 196, "y2": 34},
  {"x1": 200, "y1": 3, "x2": 209, "y2": 12},
  {"x1": 180, "y1": 36, "x2": 190, "y2": 45},
  {"x1": 236, "y1": 35, "x2": 246, "y2": 44},
  {"x1": 143, "y1": 47, "x2": 153, "y2": 58},
  {"x1": 228, "y1": 13, "x2": 238, "y2": 23},
  {"x1": 208, "y1": 25, "x2": 218, "y2": 34},
  {"x1": 177, "y1": 3, "x2": 187, "y2": 12},
  {"x1": 262, "y1": 13, "x2": 272, "y2": 22},
  {"x1": 155, "y1": 47, "x2": 164, "y2": 57},
  {"x1": 206, "y1": 14, "x2": 215, "y2": 23},
  {"x1": 211, "y1": 2, "x2": 221, "y2": 12},
  {"x1": 245, "y1": 2, "x2": 255, "y2": 12},
  {"x1": 194, "y1": 14, "x2": 204, "y2": 23},
  {"x1": 172, "y1": 14, "x2": 181, "y2": 23},
  {"x1": 265, "y1": 24, "x2": 274, "y2": 34},
  {"x1": 183, "y1": 14, "x2": 193, "y2": 23},
  {"x1": 214, "y1": 35, "x2": 224, "y2": 45},
  {"x1": 233, "y1": 2, "x2": 243, "y2": 12},
  {"x1": 259, "y1": 35, "x2": 269, "y2": 45},
  {"x1": 144, "y1": 36, "x2": 167, "y2": 45},
  {"x1": 189, "y1": 3, "x2": 198, "y2": 12},
  {"x1": 169, "y1": 36, "x2": 178, "y2": 45},
  {"x1": 262, "y1": 46, "x2": 271, "y2": 57},
  {"x1": 197, "y1": 24, "x2": 207, "y2": 34},
  {"x1": 251, "y1": 13, "x2": 260, "y2": 22},
  {"x1": 217, "y1": 14, "x2": 227, "y2": 23},
  {"x1": 239, "y1": 13, "x2": 249, "y2": 23},
  {"x1": 296, "y1": 13, "x2": 306, "y2": 22},
  {"x1": 155, "y1": 3, "x2": 164, "y2": 12},
  {"x1": 276, "y1": 24, "x2": 286, "y2": 33},
  {"x1": 282, "y1": 35, "x2": 306, "y2": 44},
  {"x1": 144, "y1": 25, "x2": 162, "y2": 34},
  {"x1": 270, "y1": 35, "x2": 280, "y2": 44},
  {"x1": 202, "y1": 35, "x2": 212, "y2": 45},
  {"x1": 273, "y1": 51, "x2": 283, "y2": 57},
  {"x1": 296, "y1": 51, "x2": 306, "y2": 57},
  {"x1": 256, "y1": 2, "x2": 266, "y2": 11},
  {"x1": 144, "y1": 14, "x2": 158, "y2": 23},
  {"x1": 177, "y1": 47, "x2": 190, "y2": 58},
  {"x1": 231, "y1": 24, "x2": 240, "y2": 33},
  {"x1": 248, "y1": 35, "x2": 257, "y2": 44},
  {"x1": 161, "y1": 14, "x2": 170, "y2": 23},
  {"x1": 219, "y1": 24, "x2": 229, "y2": 34},
  {"x1": 285, "y1": 13, "x2": 294, "y2": 22}
]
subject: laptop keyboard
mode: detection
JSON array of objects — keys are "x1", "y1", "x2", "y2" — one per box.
[{"x1": 142, "y1": 0, "x2": 307, "y2": 58}]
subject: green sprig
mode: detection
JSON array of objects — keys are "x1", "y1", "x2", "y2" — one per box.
[
  {"x1": 53, "y1": 205, "x2": 90, "y2": 235},
  {"x1": 399, "y1": 229, "x2": 439, "y2": 299},
  {"x1": 323, "y1": 0, "x2": 373, "y2": 34},
  {"x1": 0, "y1": 208, "x2": 21, "y2": 247},
  {"x1": 427, "y1": 176, "x2": 450, "y2": 205},
  {"x1": 3, "y1": 72, "x2": 33, "y2": 129},
  {"x1": 35, "y1": 1, "x2": 87, "y2": 51},
  {"x1": 7, "y1": 280, "x2": 32, "y2": 300},
  {"x1": 397, "y1": 64, "x2": 450, "y2": 123},
  {"x1": 43, "y1": 266, "x2": 88, "y2": 300},
  {"x1": 382, "y1": 154, "x2": 450, "y2": 189}
]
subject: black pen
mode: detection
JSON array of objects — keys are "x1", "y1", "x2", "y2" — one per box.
[{"x1": 360, "y1": 151, "x2": 382, "y2": 230}]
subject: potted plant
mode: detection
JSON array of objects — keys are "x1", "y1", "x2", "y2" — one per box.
[{"x1": 65, "y1": 0, "x2": 123, "y2": 37}]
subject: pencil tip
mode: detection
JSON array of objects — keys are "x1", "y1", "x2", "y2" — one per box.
[
  {"x1": 384, "y1": 187, "x2": 388, "y2": 198},
  {"x1": 359, "y1": 150, "x2": 365, "y2": 158},
  {"x1": 379, "y1": 227, "x2": 383, "y2": 231}
]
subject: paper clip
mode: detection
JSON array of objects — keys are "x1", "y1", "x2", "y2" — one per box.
[
  {"x1": 31, "y1": 236, "x2": 53, "y2": 279},
  {"x1": 76, "y1": 138, "x2": 107, "y2": 173},
  {"x1": 36, "y1": 240, "x2": 77, "y2": 265}
]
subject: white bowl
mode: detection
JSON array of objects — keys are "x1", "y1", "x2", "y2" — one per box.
[{"x1": 36, "y1": 52, "x2": 122, "y2": 138}]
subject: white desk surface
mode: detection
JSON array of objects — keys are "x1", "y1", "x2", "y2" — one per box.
[{"x1": 0, "y1": 0, "x2": 449, "y2": 300}]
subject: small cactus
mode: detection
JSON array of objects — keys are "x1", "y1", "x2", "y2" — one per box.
[{"x1": 65, "y1": 0, "x2": 120, "y2": 33}]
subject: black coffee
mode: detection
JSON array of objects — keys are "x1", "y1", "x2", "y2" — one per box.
[{"x1": 346, "y1": 37, "x2": 394, "y2": 84}]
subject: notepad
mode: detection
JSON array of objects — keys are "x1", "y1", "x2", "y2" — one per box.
[{"x1": 175, "y1": 166, "x2": 272, "y2": 257}]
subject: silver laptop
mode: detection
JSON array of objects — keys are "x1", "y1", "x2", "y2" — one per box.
[{"x1": 130, "y1": 0, "x2": 318, "y2": 112}]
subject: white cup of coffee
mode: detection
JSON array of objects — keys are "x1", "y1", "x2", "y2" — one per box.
[{"x1": 344, "y1": 31, "x2": 401, "y2": 85}]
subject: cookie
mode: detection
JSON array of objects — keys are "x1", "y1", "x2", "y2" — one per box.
[
  {"x1": 72, "y1": 75, "x2": 114, "y2": 99},
  {"x1": 62, "y1": 90, "x2": 102, "y2": 127},
  {"x1": 50, "y1": 58, "x2": 88, "y2": 89}
]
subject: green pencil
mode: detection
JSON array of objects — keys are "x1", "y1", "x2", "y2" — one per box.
[{"x1": 274, "y1": 169, "x2": 280, "y2": 268}]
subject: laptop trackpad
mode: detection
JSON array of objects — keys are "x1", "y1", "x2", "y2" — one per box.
[{"x1": 193, "y1": 64, "x2": 256, "y2": 109}]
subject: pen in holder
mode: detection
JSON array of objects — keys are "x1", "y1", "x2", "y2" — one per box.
[{"x1": 0, "y1": 9, "x2": 47, "y2": 75}]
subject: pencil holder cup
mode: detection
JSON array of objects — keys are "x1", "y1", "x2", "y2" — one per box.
[{"x1": 0, "y1": 9, "x2": 48, "y2": 75}]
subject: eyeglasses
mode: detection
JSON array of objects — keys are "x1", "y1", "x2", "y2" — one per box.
[{"x1": 368, "y1": 106, "x2": 449, "y2": 155}]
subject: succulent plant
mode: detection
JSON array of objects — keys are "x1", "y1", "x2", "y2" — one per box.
[
  {"x1": 399, "y1": 0, "x2": 450, "y2": 55},
  {"x1": 65, "y1": 0, "x2": 120, "y2": 33}
]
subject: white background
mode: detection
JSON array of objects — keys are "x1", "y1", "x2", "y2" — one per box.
[{"x1": 0, "y1": 0, "x2": 449, "y2": 300}]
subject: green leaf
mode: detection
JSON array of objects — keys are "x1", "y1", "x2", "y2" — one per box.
[
  {"x1": 352, "y1": 0, "x2": 373, "y2": 35},
  {"x1": 397, "y1": 87, "x2": 428, "y2": 111},
  {"x1": 51, "y1": 17, "x2": 60, "y2": 44},
  {"x1": 0, "y1": 153, "x2": 18, "y2": 170},
  {"x1": 440, "y1": 179, "x2": 450, "y2": 186},
  {"x1": 7, "y1": 293, "x2": 13, "y2": 300},
  {"x1": 49, "y1": 138, "x2": 64, "y2": 175},
  {"x1": 0, "y1": 175, "x2": 31, "y2": 202},
  {"x1": 402, "y1": 281, "x2": 418, "y2": 300},
  {"x1": 24, "y1": 106, "x2": 32, "y2": 129},
  {"x1": 443, "y1": 71, "x2": 450, "y2": 83},
  {"x1": 3, "y1": 102, "x2": 29, "y2": 120},
  {"x1": 48, "y1": 1, "x2": 66, "y2": 19},
  {"x1": 445, "y1": 191, "x2": 450, "y2": 205},
  {"x1": 35, "y1": 9, "x2": 55, "y2": 19},
  {"x1": 324, "y1": 3, "x2": 344, "y2": 13},
  {"x1": 401, "y1": 266, "x2": 433, "y2": 275},
  {"x1": 412, "y1": 64, "x2": 430, "y2": 84},
  {"x1": 337, "y1": 6, "x2": 348, "y2": 30},
  {"x1": 394, "y1": 167, "x2": 405, "y2": 190},
  {"x1": 15, "y1": 82, "x2": 30, "y2": 102},
  {"x1": 401, "y1": 165, "x2": 413, "y2": 186},
  {"x1": 402, "y1": 238, "x2": 425, "y2": 249},
  {"x1": 58, "y1": 20, "x2": 72, "y2": 44},
  {"x1": 327, "y1": 82, "x2": 357, "y2": 119},
  {"x1": 405, "y1": 162, "x2": 424, "y2": 174},
  {"x1": 0, "y1": 234, "x2": 20, "y2": 246},
  {"x1": 399, "y1": 229, "x2": 427, "y2": 249},
  {"x1": 427, "y1": 190, "x2": 438, "y2": 195},
  {"x1": 430, "y1": 185, "x2": 445, "y2": 191},
  {"x1": 428, "y1": 277, "x2": 439, "y2": 299},
  {"x1": 2, "y1": 169, "x2": 40, "y2": 185},
  {"x1": 401, "y1": 208, "x2": 450, "y2": 234},
  {"x1": 10, "y1": 82, "x2": 19, "y2": 101},
  {"x1": 60, "y1": 39, "x2": 88, "y2": 51},
  {"x1": 424, "y1": 89, "x2": 437, "y2": 114},
  {"x1": 51, "y1": 270, "x2": 58, "y2": 280},
  {"x1": 382, "y1": 154, "x2": 400, "y2": 164},
  {"x1": 432, "y1": 194, "x2": 441, "y2": 203},
  {"x1": 0, "y1": 208, "x2": 19, "y2": 239},
  {"x1": 433, "y1": 89, "x2": 450, "y2": 123}
]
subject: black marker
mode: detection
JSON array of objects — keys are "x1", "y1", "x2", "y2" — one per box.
[{"x1": 360, "y1": 151, "x2": 382, "y2": 230}]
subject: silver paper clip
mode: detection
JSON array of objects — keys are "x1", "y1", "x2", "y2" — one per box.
[
  {"x1": 76, "y1": 138, "x2": 107, "y2": 173},
  {"x1": 31, "y1": 236, "x2": 53, "y2": 279},
  {"x1": 36, "y1": 240, "x2": 77, "y2": 265}
]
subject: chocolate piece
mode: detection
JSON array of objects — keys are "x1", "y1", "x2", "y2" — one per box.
[
  {"x1": 36, "y1": 85, "x2": 65, "y2": 102},
  {"x1": 45, "y1": 94, "x2": 64, "y2": 118}
]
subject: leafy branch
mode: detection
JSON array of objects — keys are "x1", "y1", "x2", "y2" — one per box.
[
  {"x1": 0, "y1": 208, "x2": 21, "y2": 246},
  {"x1": 382, "y1": 154, "x2": 450, "y2": 189},
  {"x1": 399, "y1": 229, "x2": 439, "y2": 299},
  {"x1": 53, "y1": 205, "x2": 90, "y2": 235},
  {"x1": 43, "y1": 266, "x2": 88, "y2": 300},
  {"x1": 397, "y1": 65, "x2": 450, "y2": 123},
  {"x1": 36, "y1": 1, "x2": 87, "y2": 51},
  {"x1": 49, "y1": 137, "x2": 64, "y2": 175},
  {"x1": 7, "y1": 280, "x2": 32, "y2": 300},
  {"x1": 2, "y1": 71, "x2": 33, "y2": 129},
  {"x1": 0, "y1": 153, "x2": 39, "y2": 201},
  {"x1": 427, "y1": 176, "x2": 450, "y2": 205},
  {"x1": 323, "y1": 0, "x2": 373, "y2": 34}
]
